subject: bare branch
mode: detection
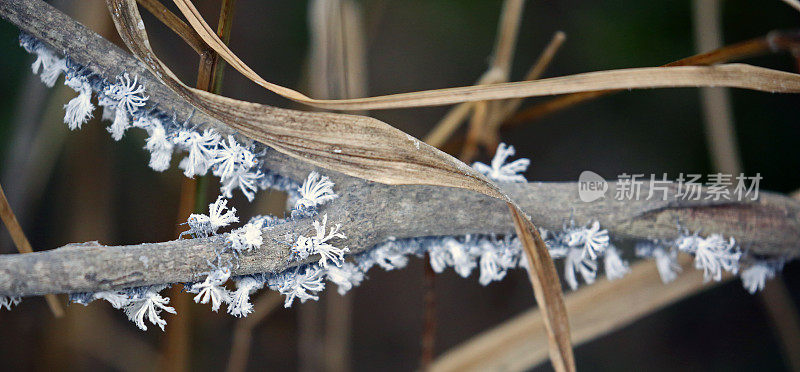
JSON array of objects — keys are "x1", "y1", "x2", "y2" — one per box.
[{"x1": 0, "y1": 179, "x2": 798, "y2": 297}]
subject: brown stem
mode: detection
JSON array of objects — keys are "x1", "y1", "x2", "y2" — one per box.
[
  {"x1": 136, "y1": 0, "x2": 209, "y2": 55},
  {"x1": 157, "y1": 177, "x2": 196, "y2": 372},
  {"x1": 211, "y1": 0, "x2": 236, "y2": 94},
  {"x1": 159, "y1": 1, "x2": 237, "y2": 370},
  {"x1": 0, "y1": 183, "x2": 63, "y2": 317}
]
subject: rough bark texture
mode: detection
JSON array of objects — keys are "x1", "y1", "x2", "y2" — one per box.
[
  {"x1": 0, "y1": 179, "x2": 798, "y2": 296},
  {"x1": 0, "y1": 0, "x2": 798, "y2": 297}
]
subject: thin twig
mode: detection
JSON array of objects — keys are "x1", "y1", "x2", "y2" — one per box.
[
  {"x1": 503, "y1": 30, "x2": 800, "y2": 127},
  {"x1": 0, "y1": 183, "x2": 64, "y2": 317},
  {"x1": 424, "y1": 0, "x2": 525, "y2": 148},
  {"x1": 460, "y1": 0, "x2": 525, "y2": 160},
  {"x1": 135, "y1": 0, "x2": 209, "y2": 55},
  {"x1": 486, "y1": 30, "x2": 566, "y2": 142},
  {"x1": 693, "y1": 0, "x2": 742, "y2": 174},
  {"x1": 210, "y1": 0, "x2": 237, "y2": 94},
  {"x1": 423, "y1": 69, "x2": 504, "y2": 148},
  {"x1": 488, "y1": 0, "x2": 525, "y2": 78},
  {"x1": 160, "y1": 2, "x2": 237, "y2": 369},
  {"x1": 459, "y1": 101, "x2": 488, "y2": 161}
]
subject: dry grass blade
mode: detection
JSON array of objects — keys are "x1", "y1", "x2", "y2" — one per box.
[
  {"x1": 783, "y1": 0, "x2": 800, "y2": 13},
  {"x1": 169, "y1": 0, "x2": 800, "y2": 111},
  {"x1": 107, "y1": 0, "x2": 574, "y2": 370},
  {"x1": 0, "y1": 184, "x2": 64, "y2": 317},
  {"x1": 489, "y1": 0, "x2": 525, "y2": 75},
  {"x1": 431, "y1": 255, "x2": 724, "y2": 372},
  {"x1": 509, "y1": 205, "x2": 574, "y2": 372},
  {"x1": 503, "y1": 30, "x2": 800, "y2": 126},
  {"x1": 136, "y1": 0, "x2": 208, "y2": 55}
]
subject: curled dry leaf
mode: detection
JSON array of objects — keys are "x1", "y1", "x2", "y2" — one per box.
[{"x1": 106, "y1": 0, "x2": 574, "y2": 370}]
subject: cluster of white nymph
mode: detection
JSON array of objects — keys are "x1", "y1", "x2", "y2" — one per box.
[
  {"x1": 124, "y1": 285, "x2": 177, "y2": 331},
  {"x1": 540, "y1": 219, "x2": 615, "y2": 290},
  {"x1": 0, "y1": 295, "x2": 21, "y2": 311},
  {"x1": 63, "y1": 73, "x2": 95, "y2": 130},
  {"x1": 428, "y1": 237, "x2": 478, "y2": 277},
  {"x1": 22, "y1": 33, "x2": 281, "y2": 202},
  {"x1": 134, "y1": 116, "x2": 175, "y2": 171},
  {"x1": 173, "y1": 130, "x2": 264, "y2": 201},
  {"x1": 676, "y1": 231, "x2": 741, "y2": 282},
  {"x1": 270, "y1": 266, "x2": 326, "y2": 308},
  {"x1": 17, "y1": 34, "x2": 787, "y2": 332},
  {"x1": 212, "y1": 135, "x2": 261, "y2": 200},
  {"x1": 292, "y1": 214, "x2": 349, "y2": 268},
  {"x1": 356, "y1": 237, "x2": 412, "y2": 272},
  {"x1": 472, "y1": 142, "x2": 530, "y2": 183},
  {"x1": 739, "y1": 259, "x2": 783, "y2": 294},
  {"x1": 218, "y1": 171, "x2": 346, "y2": 311},
  {"x1": 227, "y1": 220, "x2": 264, "y2": 253},
  {"x1": 295, "y1": 171, "x2": 338, "y2": 210},
  {"x1": 228, "y1": 276, "x2": 265, "y2": 317},
  {"x1": 69, "y1": 285, "x2": 176, "y2": 331},
  {"x1": 102, "y1": 73, "x2": 149, "y2": 140},
  {"x1": 23, "y1": 37, "x2": 66, "y2": 87},
  {"x1": 188, "y1": 267, "x2": 232, "y2": 312},
  {"x1": 185, "y1": 196, "x2": 239, "y2": 238},
  {"x1": 174, "y1": 129, "x2": 221, "y2": 177},
  {"x1": 603, "y1": 245, "x2": 631, "y2": 280},
  {"x1": 325, "y1": 262, "x2": 365, "y2": 295},
  {"x1": 636, "y1": 242, "x2": 681, "y2": 284},
  {"x1": 477, "y1": 236, "x2": 520, "y2": 285}
]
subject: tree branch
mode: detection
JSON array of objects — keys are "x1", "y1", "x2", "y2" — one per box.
[
  {"x1": 0, "y1": 179, "x2": 798, "y2": 297},
  {"x1": 0, "y1": 0, "x2": 798, "y2": 297}
]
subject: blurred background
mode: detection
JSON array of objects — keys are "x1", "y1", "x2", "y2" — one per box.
[{"x1": 1, "y1": 0, "x2": 800, "y2": 370}]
